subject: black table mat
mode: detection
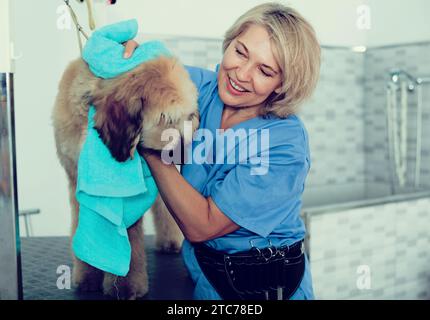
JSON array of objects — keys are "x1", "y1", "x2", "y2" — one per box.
[{"x1": 20, "y1": 236, "x2": 194, "y2": 300}]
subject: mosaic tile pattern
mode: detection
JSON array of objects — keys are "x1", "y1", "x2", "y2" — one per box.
[
  {"x1": 161, "y1": 37, "x2": 223, "y2": 70},
  {"x1": 307, "y1": 197, "x2": 430, "y2": 300},
  {"x1": 299, "y1": 48, "x2": 366, "y2": 190}
]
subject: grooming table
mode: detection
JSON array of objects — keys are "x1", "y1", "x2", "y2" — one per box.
[{"x1": 20, "y1": 236, "x2": 194, "y2": 300}]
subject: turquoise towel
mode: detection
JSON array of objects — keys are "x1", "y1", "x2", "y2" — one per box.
[
  {"x1": 72, "y1": 19, "x2": 167, "y2": 276},
  {"x1": 82, "y1": 19, "x2": 171, "y2": 79},
  {"x1": 73, "y1": 106, "x2": 158, "y2": 276}
]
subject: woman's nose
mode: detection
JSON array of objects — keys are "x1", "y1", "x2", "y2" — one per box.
[{"x1": 236, "y1": 63, "x2": 252, "y2": 83}]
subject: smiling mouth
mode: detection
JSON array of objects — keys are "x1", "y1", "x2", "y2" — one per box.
[{"x1": 228, "y1": 76, "x2": 249, "y2": 93}]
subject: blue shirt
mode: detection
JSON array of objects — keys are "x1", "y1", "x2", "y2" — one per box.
[{"x1": 181, "y1": 65, "x2": 315, "y2": 300}]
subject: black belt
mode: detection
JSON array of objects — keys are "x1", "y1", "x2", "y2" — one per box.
[{"x1": 193, "y1": 239, "x2": 306, "y2": 300}]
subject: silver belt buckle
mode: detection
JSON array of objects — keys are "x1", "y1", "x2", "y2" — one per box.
[{"x1": 249, "y1": 238, "x2": 277, "y2": 261}]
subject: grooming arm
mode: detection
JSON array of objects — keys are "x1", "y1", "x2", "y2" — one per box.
[{"x1": 143, "y1": 152, "x2": 239, "y2": 243}]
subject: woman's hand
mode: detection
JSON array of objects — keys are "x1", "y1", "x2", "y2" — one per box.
[{"x1": 122, "y1": 40, "x2": 139, "y2": 58}]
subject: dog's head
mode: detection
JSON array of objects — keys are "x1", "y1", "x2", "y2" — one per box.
[{"x1": 90, "y1": 56, "x2": 199, "y2": 162}]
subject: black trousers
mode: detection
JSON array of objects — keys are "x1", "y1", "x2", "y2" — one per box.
[{"x1": 193, "y1": 240, "x2": 305, "y2": 300}]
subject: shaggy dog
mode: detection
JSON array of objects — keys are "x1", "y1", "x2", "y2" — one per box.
[{"x1": 52, "y1": 56, "x2": 199, "y2": 299}]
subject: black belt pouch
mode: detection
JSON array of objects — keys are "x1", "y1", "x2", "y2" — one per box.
[{"x1": 193, "y1": 241, "x2": 306, "y2": 300}]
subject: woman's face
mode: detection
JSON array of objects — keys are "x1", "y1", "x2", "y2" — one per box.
[{"x1": 217, "y1": 24, "x2": 283, "y2": 110}]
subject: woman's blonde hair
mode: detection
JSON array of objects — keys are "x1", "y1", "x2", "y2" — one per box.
[{"x1": 223, "y1": 2, "x2": 321, "y2": 118}]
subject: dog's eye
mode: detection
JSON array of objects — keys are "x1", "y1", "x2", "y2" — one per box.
[
  {"x1": 188, "y1": 112, "x2": 197, "y2": 120},
  {"x1": 167, "y1": 117, "x2": 173, "y2": 125},
  {"x1": 160, "y1": 113, "x2": 175, "y2": 125}
]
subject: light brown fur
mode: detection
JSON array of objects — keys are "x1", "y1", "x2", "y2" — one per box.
[{"x1": 52, "y1": 56, "x2": 198, "y2": 299}]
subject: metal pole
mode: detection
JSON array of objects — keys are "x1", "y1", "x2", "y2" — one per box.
[
  {"x1": 0, "y1": 73, "x2": 23, "y2": 300},
  {"x1": 0, "y1": 0, "x2": 23, "y2": 300},
  {"x1": 415, "y1": 84, "x2": 423, "y2": 189}
]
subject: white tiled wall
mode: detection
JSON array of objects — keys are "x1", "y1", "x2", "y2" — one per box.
[
  {"x1": 299, "y1": 47, "x2": 366, "y2": 190},
  {"x1": 307, "y1": 197, "x2": 430, "y2": 299}
]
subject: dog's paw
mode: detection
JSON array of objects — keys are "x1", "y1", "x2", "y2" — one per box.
[
  {"x1": 155, "y1": 231, "x2": 184, "y2": 254},
  {"x1": 73, "y1": 268, "x2": 104, "y2": 293},
  {"x1": 155, "y1": 238, "x2": 183, "y2": 254},
  {"x1": 103, "y1": 273, "x2": 148, "y2": 300},
  {"x1": 133, "y1": 279, "x2": 149, "y2": 299}
]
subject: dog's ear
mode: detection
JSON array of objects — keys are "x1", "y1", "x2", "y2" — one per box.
[{"x1": 91, "y1": 83, "x2": 145, "y2": 162}]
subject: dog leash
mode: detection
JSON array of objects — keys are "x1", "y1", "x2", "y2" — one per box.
[{"x1": 64, "y1": 0, "x2": 89, "y2": 54}]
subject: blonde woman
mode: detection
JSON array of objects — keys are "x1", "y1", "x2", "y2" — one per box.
[{"x1": 120, "y1": 2, "x2": 320, "y2": 299}]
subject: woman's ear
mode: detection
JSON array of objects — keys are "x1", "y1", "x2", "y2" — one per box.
[
  {"x1": 91, "y1": 86, "x2": 145, "y2": 162},
  {"x1": 274, "y1": 84, "x2": 283, "y2": 94}
]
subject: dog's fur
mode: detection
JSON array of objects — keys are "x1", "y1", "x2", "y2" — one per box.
[{"x1": 52, "y1": 56, "x2": 199, "y2": 299}]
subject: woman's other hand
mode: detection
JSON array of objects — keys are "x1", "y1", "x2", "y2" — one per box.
[{"x1": 123, "y1": 40, "x2": 139, "y2": 58}]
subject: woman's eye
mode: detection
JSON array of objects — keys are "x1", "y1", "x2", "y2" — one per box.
[
  {"x1": 235, "y1": 48, "x2": 245, "y2": 57},
  {"x1": 260, "y1": 69, "x2": 272, "y2": 77}
]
